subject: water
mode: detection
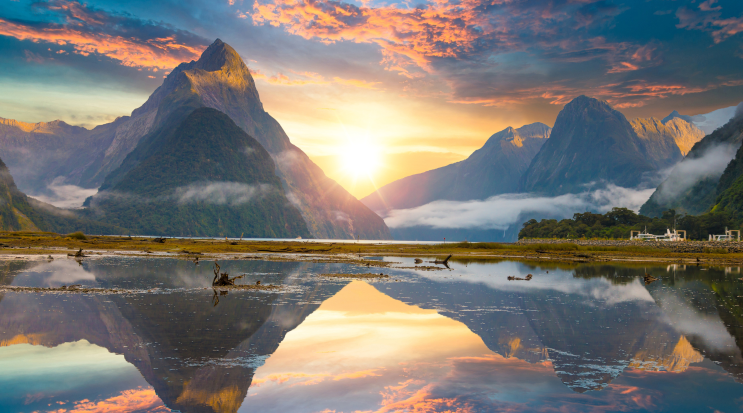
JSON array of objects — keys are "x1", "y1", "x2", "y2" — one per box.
[{"x1": 0, "y1": 256, "x2": 742, "y2": 412}]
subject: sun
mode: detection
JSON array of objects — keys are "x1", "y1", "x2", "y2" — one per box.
[{"x1": 340, "y1": 139, "x2": 381, "y2": 179}]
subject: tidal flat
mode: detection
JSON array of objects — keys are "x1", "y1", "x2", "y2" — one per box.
[{"x1": 0, "y1": 252, "x2": 742, "y2": 412}]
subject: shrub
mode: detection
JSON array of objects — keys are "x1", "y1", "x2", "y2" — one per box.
[{"x1": 66, "y1": 231, "x2": 87, "y2": 240}]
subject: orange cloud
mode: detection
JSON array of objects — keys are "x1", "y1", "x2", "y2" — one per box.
[
  {"x1": 249, "y1": 0, "x2": 515, "y2": 75},
  {"x1": 607, "y1": 62, "x2": 640, "y2": 73},
  {"x1": 0, "y1": 18, "x2": 204, "y2": 70},
  {"x1": 0, "y1": 1, "x2": 207, "y2": 71},
  {"x1": 46, "y1": 387, "x2": 169, "y2": 413}
]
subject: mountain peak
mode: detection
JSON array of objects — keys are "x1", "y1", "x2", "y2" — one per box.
[
  {"x1": 193, "y1": 38, "x2": 245, "y2": 72},
  {"x1": 661, "y1": 110, "x2": 694, "y2": 124},
  {"x1": 564, "y1": 95, "x2": 612, "y2": 112}
]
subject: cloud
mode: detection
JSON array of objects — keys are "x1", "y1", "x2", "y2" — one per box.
[
  {"x1": 89, "y1": 181, "x2": 272, "y2": 207},
  {"x1": 383, "y1": 184, "x2": 655, "y2": 230},
  {"x1": 654, "y1": 144, "x2": 738, "y2": 203},
  {"x1": 28, "y1": 177, "x2": 98, "y2": 209},
  {"x1": 47, "y1": 387, "x2": 169, "y2": 413},
  {"x1": 735, "y1": 102, "x2": 743, "y2": 119},
  {"x1": 248, "y1": 0, "x2": 627, "y2": 77},
  {"x1": 0, "y1": 0, "x2": 208, "y2": 71},
  {"x1": 676, "y1": 5, "x2": 743, "y2": 44},
  {"x1": 174, "y1": 182, "x2": 272, "y2": 206}
]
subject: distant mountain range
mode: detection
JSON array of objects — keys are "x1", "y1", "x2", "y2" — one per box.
[
  {"x1": 362, "y1": 95, "x2": 707, "y2": 241},
  {"x1": 0, "y1": 39, "x2": 390, "y2": 239},
  {"x1": 362, "y1": 122, "x2": 551, "y2": 213}
]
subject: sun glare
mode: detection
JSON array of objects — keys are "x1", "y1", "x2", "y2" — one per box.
[{"x1": 340, "y1": 139, "x2": 381, "y2": 179}]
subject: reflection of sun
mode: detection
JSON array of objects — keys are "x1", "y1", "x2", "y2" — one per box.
[{"x1": 340, "y1": 139, "x2": 381, "y2": 179}]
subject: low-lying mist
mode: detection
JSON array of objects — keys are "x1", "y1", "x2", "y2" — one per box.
[
  {"x1": 383, "y1": 184, "x2": 655, "y2": 231},
  {"x1": 28, "y1": 177, "x2": 98, "y2": 209}
]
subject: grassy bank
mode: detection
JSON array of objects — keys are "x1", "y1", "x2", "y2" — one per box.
[{"x1": 0, "y1": 232, "x2": 741, "y2": 266}]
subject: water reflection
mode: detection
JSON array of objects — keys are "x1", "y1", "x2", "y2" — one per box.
[{"x1": 0, "y1": 257, "x2": 741, "y2": 412}]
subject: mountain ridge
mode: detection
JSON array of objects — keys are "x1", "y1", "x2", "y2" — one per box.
[{"x1": 362, "y1": 122, "x2": 551, "y2": 213}]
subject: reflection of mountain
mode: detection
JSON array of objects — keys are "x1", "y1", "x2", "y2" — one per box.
[
  {"x1": 645, "y1": 269, "x2": 743, "y2": 383},
  {"x1": 0, "y1": 259, "x2": 345, "y2": 413},
  {"x1": 378, "y1": 262, "x2": 740, "y2": 392},
  {"x1": 2, "y1": 258, "x2": 743, "y2": 406}
]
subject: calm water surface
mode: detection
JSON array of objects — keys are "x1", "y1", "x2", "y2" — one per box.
[{"x1": 0, "y1": 256, "x2": 742, "y2": 412}]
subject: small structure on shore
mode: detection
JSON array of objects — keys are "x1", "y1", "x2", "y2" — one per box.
[
  {"x1": 630, "y1": 228, "x2": 686, "y2": 242},
  {"x1": 709, "y1": 228, "x2": 740, "y2": 241}
]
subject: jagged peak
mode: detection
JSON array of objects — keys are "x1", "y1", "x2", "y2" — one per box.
[{"x1": 193, "y1": 38, "x2": 246, "y2": 73}]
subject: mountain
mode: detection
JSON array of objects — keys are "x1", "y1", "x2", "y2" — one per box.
[
  {"x1": 663, "y1": 103, "x2": 743, "y2": 135},
  {"x1": 708, "y1": 120, "x2": 743, "y2": 219},
  {"x1": 0, "y1": 156, "x2": 121, "y2": 233},
  {"x1": 361, "y1": 123, "x2": 550, "y2": 213},
  {"x1": 629, "y1": 118, "x2": 683, "y2": 169},
  {"x1": 631, "y1": 117, "x2": 704, "y2": 157},
  {"x1": 639, "y1": 113, "x2": 743, "y2": 217},
  {"x1": 520, "y1": 96, "x2": 657, "y2": 195},
  {"x1": 0, "y1": 105, "x2": 159, "y2": 197},
  {"x1": 0, "y1": 39, "x2": 390, "y2": 239},
  {"x1": 84, "y1": 108, "x2": 310, "y2": 238}
]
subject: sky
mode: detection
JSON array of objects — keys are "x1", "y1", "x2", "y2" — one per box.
[{"x1": 1, "y1": 0, "x2": 742, "y2": 199}]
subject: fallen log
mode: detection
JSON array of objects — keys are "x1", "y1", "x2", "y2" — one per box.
[{"x1": 507, "y1": 274, "x2": 533, "y2": 281}]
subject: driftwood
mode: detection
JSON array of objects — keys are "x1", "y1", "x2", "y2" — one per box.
[
  {"x1": 508, "y1": 274, "x2": 533, "y2": 281},
  {"x1": 429, "y1": 254, "x2": 452, "y2": 268},
  {"x1": 212, "y1": 262, "x2": 246, "y2": 286},
  {"x1": 643, "y1": 274, "x2": 659, "y2": 285},
  {"x1": 67, "y1": 248, "x2": 85, "y2": 258}
]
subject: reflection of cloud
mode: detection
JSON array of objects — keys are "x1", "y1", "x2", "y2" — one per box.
[
  {"x1": 383, "y1": 184, "x2": 654, "y2": 230},
  {"x1": 48, "y1": 387, "x2": 169, "y2": 413},
  {"x1": 13, "y1": 259, "x2": 97, "y2": 287},
  {"x1": 0, "y1": 0, "x2": 207, "y2": 71},
  {"x1": 652, "y1": 289, "x2": 738, "y2": 352},
  {"x1": 401, "y1": 259, "x2": 655, "y2": 305}
]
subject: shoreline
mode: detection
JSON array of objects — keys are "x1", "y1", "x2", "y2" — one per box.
[{"x1": 0, "y1": 233, "x2": 741, "y2": 267}]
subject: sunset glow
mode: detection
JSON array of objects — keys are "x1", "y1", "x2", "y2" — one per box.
[{"x1": 339, "y1": 139, "x2": 382, "y2": 180}]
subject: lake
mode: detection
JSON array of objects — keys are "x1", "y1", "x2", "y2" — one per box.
[{"x1": 0, "y1": 256, "x2": 741, "y2": 412}]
